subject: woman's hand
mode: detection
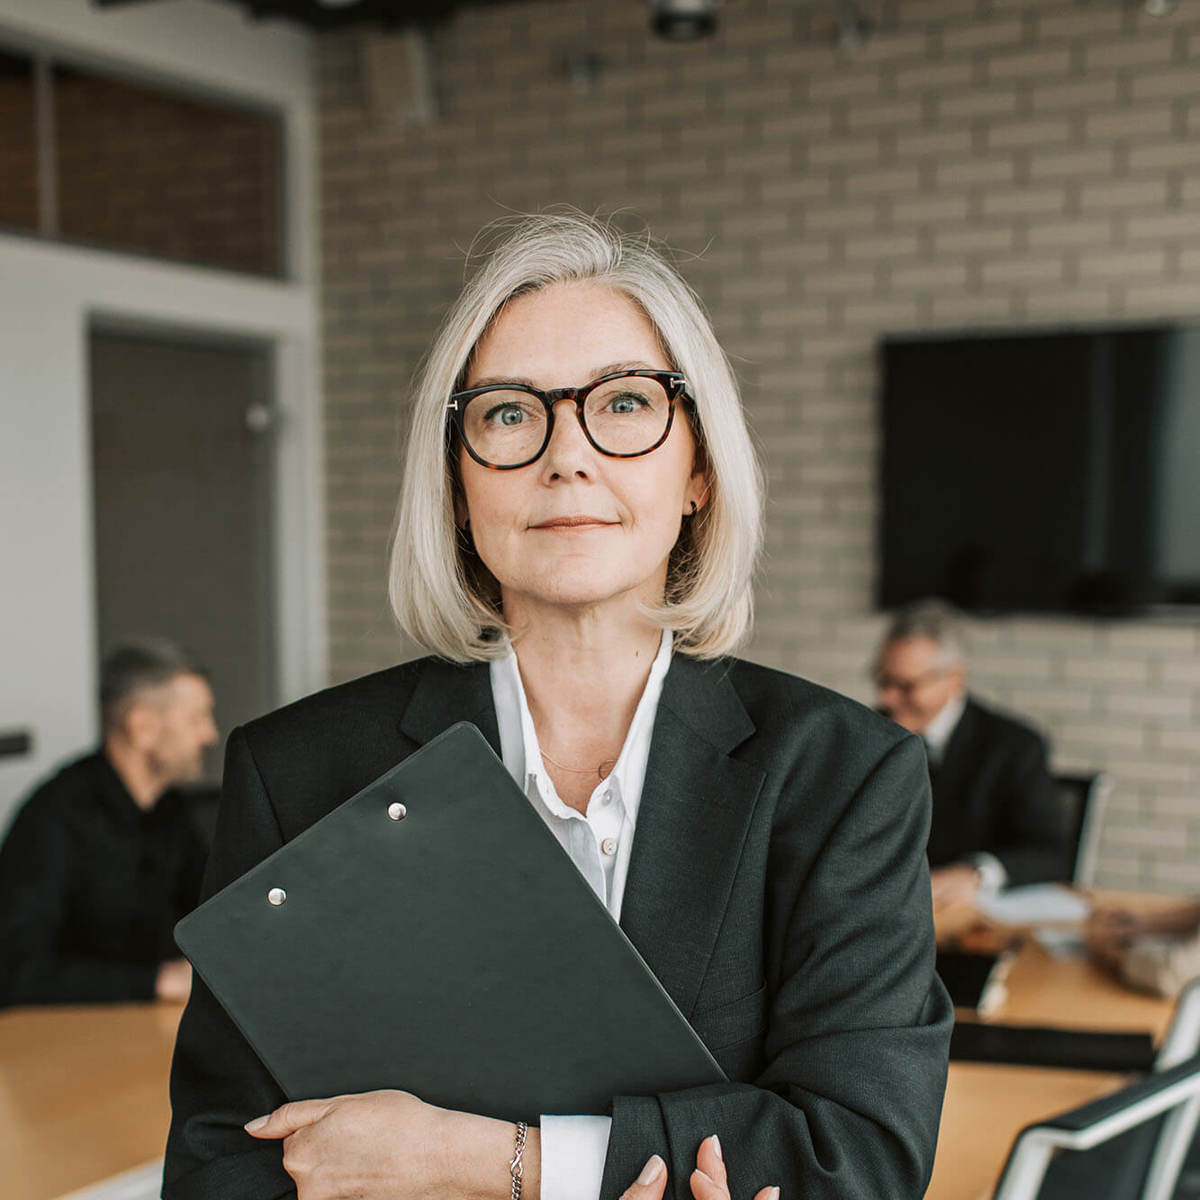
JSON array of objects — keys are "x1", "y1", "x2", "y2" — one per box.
[
  {"x1": 245, "y1": 1089, "x2": 530, "y2": 1200},
  {"x1": 620, "y1": 1135, "x2": 779, "y2": 1200}
]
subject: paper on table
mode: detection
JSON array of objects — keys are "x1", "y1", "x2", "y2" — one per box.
[
  {"x1": 1033, "y1": 927, "x2": 1087, "y2": 958},
  {"x1": 976, "y1": 883, "x2": 1091, "y2": 925}
]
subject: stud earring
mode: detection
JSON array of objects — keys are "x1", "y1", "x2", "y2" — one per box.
[{"x1": 688, "y1": 501, "x2": 698, "y2": 516}]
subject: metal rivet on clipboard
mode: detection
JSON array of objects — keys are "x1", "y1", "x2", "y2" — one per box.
[
  {"x1": 387, "y1": 802, "x2": 407, "y2": 821},
  {"x1": 267, "y1": 887, "x2": 286, "y2": 906}
]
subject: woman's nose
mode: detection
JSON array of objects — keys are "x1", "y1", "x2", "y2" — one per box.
[{"x1": 539, "y1": 398, "x2": 595, "y2": 479}]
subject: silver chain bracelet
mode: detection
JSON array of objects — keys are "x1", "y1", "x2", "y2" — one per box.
[{"x1": 509, "y1": 1121, "x2": 528, "y2": 1200}]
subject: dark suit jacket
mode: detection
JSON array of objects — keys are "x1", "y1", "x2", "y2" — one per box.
[
  {"x1": 926, "y1": 696, "x2": 1067, "y2": 887},
  {"x1": 0, "y1": 751, "x2": 206, "y2": 1006},
  {"x1": 164, "y1": 654, "x2": 952, "y2": 1200}
]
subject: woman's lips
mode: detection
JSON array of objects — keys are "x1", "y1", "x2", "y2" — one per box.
[{"x1": 530, "y1": 516, "x2": 618, "y2": 530}]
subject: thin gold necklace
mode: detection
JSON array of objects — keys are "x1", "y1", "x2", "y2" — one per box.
[{"x1": 540, "y1": 747, "x2": 617, "y2": 781}]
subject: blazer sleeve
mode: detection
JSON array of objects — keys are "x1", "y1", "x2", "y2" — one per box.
[
  {"x1": 991, "y1": 729, "x2": 1068, "y2": 887},
  {"x1": 163, "y1": 727, "x2": 296, "y2": 1200},
  {"x1": 599, "y1": 734, "x2": 953, "y2": 1200}
]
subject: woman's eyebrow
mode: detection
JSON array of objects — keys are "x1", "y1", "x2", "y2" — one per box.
[
  {"x1": 466, "y1": 362, "x2": 663, "y2": 390},
  {"x1": 466, "y1": 374, "x2": 539, "y2": 389}
]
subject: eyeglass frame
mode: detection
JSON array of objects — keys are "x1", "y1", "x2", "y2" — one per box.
[
  {"x1": 445, "y1": 369, "x2": 696, "y2": 471},
  {"x1": 872, "y1": 666, "x2": 953, "y2": 698}
]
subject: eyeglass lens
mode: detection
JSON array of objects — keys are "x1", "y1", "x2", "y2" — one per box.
[{"x1": 461, "y1": 374, "x2": 672, "y2": 466}]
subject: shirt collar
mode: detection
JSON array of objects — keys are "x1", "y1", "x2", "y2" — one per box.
[
  {"x1": 92, "y1": 749, "x2": 150, "y2": 825},
  {"x1": 923, "y1": 689, "x2": 967, "y2": 761}
]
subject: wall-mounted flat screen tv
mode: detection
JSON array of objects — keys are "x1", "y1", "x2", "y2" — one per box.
[{"x1": 879, "y1": 324, "x2": 1200, "y2": 616}]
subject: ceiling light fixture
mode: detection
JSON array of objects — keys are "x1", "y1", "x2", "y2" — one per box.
[{"x1": 648, "y1": 0, "x2": 719, "y2": 41}]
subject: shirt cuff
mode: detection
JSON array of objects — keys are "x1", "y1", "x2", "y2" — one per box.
[
  {"x1": 970, "y1": 853, "x2": 1007, "y2": 893},
  {"x1": 539, "y1": 1115, "x2": 611, "y2": 1200}
]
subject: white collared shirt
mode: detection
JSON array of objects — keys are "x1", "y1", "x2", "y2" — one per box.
[
  {"x1": 489, "y1": 629, "x2": 673, "y2": 1200},
  {"x1": 921, "y1": 689, "x2": 966, "y2": 769}
]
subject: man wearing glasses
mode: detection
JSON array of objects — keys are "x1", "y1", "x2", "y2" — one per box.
[{"x1": 874, "y1": 599, "x2": 1067, "y2": 910}]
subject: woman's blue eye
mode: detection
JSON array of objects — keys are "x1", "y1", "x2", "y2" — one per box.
[
  {"x1": 608, "y1": 393, "x2": 646, "y2": 414},
  {"x1": 486, "y1": 404, "x2": 525, "y2": 426}
]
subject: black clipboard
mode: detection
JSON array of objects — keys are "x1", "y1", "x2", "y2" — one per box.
[{"x1": 175, "y1": 722, "x2": 724, "y2": 1122}]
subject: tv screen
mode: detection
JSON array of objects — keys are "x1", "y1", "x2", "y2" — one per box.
[{"x1": 879, "y1": 324, "x2": 1200, "y2": 615}]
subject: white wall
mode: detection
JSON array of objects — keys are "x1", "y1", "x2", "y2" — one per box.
[{"x1": 0, "y1": 0, "x2": 320, "y2": 829}]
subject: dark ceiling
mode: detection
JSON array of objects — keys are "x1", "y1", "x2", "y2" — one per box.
[{"x1": 91, "y1": 0, "x2": 536, "y2": 33}]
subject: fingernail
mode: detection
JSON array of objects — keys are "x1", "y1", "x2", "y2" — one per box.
[
  {"x1": 244, "y1": 1115, "x2": 268, "y2": 1132},
  {"x1": 638, "y1": 1155, "x2": 665, "y2": 1185},
  {"x1": 768, "y1": 1188, "x2": 780, "y2": 1200},
  {"x1": 693, "y1": 1171, "x2": 715, "y2": 1186},
  {"x1": 710, "y1": 1133, "x2": 723, "y2": 1160}
]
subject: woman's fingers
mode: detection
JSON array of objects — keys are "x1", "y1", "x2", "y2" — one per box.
[
  {"x1": 619, "y1": 1154, "x2": 668, "y2": 1200},
  {"x1": 695, "y1": 1134, "x2": 727, "y2": 1188},
  {"x1": 244, "y1": 1098, "x2": 335, "y2": 1139},
  {"x1": 624, "y1": 1141, "x2": 780, "y2": 1200}
]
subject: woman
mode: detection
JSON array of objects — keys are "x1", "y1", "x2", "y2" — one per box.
[{"x1": 164, "y1": 212, "x2": 951, "y2": 1200}]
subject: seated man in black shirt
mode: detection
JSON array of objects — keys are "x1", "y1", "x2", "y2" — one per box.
[
  {"x1": 0, "y1": 640, "x2": 217, "y2": 1006},
  {"x1": 874, "y1": 599, "x2": 1068, "y2": 911}
]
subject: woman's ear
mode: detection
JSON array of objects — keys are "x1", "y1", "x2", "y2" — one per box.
[{"x1": 686, "y1": 470, "x2": 711, "y2": 515}]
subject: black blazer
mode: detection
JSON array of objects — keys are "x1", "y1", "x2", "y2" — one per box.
[
  {"x1": 0, "y1": 751, "x2": 207, "y2": 1006},
  {"x1": 926, "y1": 696, "x2": 1067, "y2": 887},
  {"x1": 164, "y1": 654, "x2": 951, "y2": 1200}
]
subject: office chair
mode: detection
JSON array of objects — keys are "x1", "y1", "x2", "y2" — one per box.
[
  {"x1": 991, "y1": 1053, "x2": 1200, "y2": 1200},
  {"x1": 989, "y1": 983, "x2": 1200, "y2": 1200},
  {"x1": 1054, "y1": 772, "x2": 1111, "y2": 888}
]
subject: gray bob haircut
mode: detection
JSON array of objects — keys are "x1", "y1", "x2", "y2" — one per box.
[{"x1": 389, "y1": 210, "x2": 764, "y2": 662}]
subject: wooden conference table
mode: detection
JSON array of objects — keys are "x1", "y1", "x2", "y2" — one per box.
[
  {"x1": 0, "y1": 1001, "x2": 182, "y2": 1200},
  {"x1": 0, "y1": 893, "x2": 1180, "y2": 1200},
  {"x1": 925, "y1": 891, "x2": 1180, "y2": 1200}
]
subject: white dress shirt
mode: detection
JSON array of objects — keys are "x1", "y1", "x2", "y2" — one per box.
[
  {"x1": 489, "y1": 630, "x2": 673, "y2": 1200},
  {"x1": 920, "y1": 689, "x2": 965, "y2": 768},
  {"x1": 923, "y1": 690, "x2": 1005, "y2": 891}
]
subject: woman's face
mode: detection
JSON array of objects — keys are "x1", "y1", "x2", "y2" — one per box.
[{"x1": 457, "y1": 280, "x2": 707, "y2": 619}]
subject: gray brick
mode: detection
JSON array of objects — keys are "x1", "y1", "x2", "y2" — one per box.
[
  {"x1": 986, "y1": 46, "x2": 1072, "y2": 81},
  {"x1": 1084, "y1": 35, "x2": 1176, "y2": 72},
  {"x1": 1031, "y1": 77, "x2": 1121, "y2": 111}
]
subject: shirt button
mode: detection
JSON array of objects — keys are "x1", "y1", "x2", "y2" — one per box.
[
  {"x1": 601, "y1": 790, "x2": 613, "y2": 806},
  {"x1": 601, "y1": 837, "x2": 618, "y2": 856}
]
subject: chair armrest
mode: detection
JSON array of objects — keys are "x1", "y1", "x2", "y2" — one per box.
[
  {"x1": 1031, "y1": 1054, "x2": 1200, "y2": 1145},
  {"x1": 993, "y1": 1054, "x2": 1200, "y2": 1200}
]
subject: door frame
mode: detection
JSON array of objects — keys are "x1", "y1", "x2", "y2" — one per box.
[
  {"x1": 86, "y1": 299, "x2": 327, "y2": 720},
  {"x1": 0, "y1": 231, "x2": 323, "y2": 832}
]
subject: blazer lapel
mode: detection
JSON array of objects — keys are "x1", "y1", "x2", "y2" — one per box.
[
  {"x1": 620, "y1": 657, "x2": 764, "y2": 1020},
  {"x1": 932, "y1": 697, "x2": 979, "y2": 805},
  {"x1": 397, "y1": 657, "x2": 500, "y2": 754},
  {"x1": 926, "y1": 697, "x2": 980, "y2": 864}
]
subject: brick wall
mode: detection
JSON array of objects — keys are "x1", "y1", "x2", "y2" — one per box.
[
  {"x1": 0, "y1": 63, "x2": 284, "y2": 274},
  {"x1": 319, "y1": 0, "x2": 1200, "y2": 892},
  {"x1": 52, "y1": 67, "x2": 282, "y2": 275}
]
